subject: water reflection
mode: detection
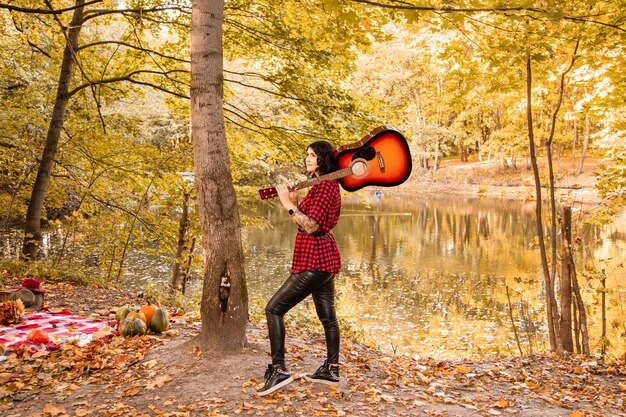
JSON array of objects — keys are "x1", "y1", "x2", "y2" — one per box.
[
  {"x1": 2, "y1": 192, "x2": 624, "y2": 359},
  {"x1": 245, "y1": 192, "x2": 625, "y2": 359}
]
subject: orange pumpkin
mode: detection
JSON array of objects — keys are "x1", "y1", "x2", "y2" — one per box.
[
  {"x1": 28, "y1": 329, "x2": 49, "y2": 344},
  {"x1": 126, "y1": 311, "x2": 147, "y2": 325},
  {"x1": 139, "y1": 304, "x2": 157, "y2": 327}
]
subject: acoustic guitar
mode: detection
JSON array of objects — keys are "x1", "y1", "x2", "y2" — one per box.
[{"x1": 258, "y1": 126, "x2": 412, "y2": 200}]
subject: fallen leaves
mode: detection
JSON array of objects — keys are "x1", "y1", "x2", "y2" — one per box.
[
  {"x1": 43, "y1": 403, "x2": 66, "y2": 416},
  {"x1": 494, "y1": 396, "x2": 511, "y2": 409},
  {"x1": 2, "y1": 278, "x2": 626, "y2": 417},
  {"x1": 74, "y1": 407, "x2": 91, "y2": 416},
  {"x1": 0, "y1": 334, "x2": 157, "y2": 403},
  {"x1": 3, "y1": 326, "x2": 624, "y2": 417},
  {"x1": 454, "y1": 364, "x2": 472, "y2": 375},
  {"x1": 123, "y1": 386, "x2": 141, "y2": 397},
  {"x1": 147, "y1": 374, "x2": 173, "y2": 389}
]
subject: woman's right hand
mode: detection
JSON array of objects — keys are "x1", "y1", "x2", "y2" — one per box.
[
  {"x1": 276, "y1": 184, "x2": 297, "y2": 209},
  {"x1": 287, "y1": 184, "x2": 299, "y2": 203}
]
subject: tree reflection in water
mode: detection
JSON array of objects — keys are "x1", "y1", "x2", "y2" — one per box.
[
  {"x1": 1, "y1": 192, "x2": 622, "y2": 358},
  {"x1": 246, "y1": 193, "x2": 626, "y2": 359}
]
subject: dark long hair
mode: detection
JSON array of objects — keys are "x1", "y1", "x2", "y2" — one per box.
[{"x1": 307, "y1": 140, "x2": 337, "y2": 175}]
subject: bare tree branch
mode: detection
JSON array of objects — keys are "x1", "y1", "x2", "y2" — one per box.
[
  {"x1": 223, "y1": 106, "x2": 326, "y2": 145},
  {"x1": 26, "y1": 40, "x2": 52, "y2": 58},
  {"x1": 348, "y1": 0, "x2": 545, "y2": 13},
  {"x1": 224, "y1": 78, "x2": 310, "y2": 103},
  {"x1": 0, "y1": 0, "x2": 101, "y2": 14},
  {"x1": 348, "y1": 0, "x2": 626, "y2": 32},
  {"x1": 82, "y1": 6, "x2": 190, "y2": 23},
  {"x1": 78, "y1": 40, "x2": 189, "y2": 63},
  {"x1": 68, "y1": 69, "x2": 191, "y2": 98},
  {"x1": 0, "y1": 140, "x2": 18, "y2": 149}
]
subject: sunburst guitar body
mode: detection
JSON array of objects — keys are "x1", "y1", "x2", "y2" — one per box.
[{"x1": 334, "y1": 126, "x2": 412, "y2": 192}]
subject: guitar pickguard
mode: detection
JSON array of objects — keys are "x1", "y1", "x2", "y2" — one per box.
[{"x1": 352, "y1": 146, "x2": 377, "y2": 162}]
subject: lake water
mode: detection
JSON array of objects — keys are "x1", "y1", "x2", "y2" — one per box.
[
  {"x1": 244, "y1": 191, "x2": 626, "y2": 359},
  {"x1": 2, "y1": 192, "x2": 624, "y2": 359}
]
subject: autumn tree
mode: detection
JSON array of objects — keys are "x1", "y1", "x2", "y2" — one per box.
[
  {"x1": 0, "y1": 0, "x2": 191, "y2": 259},
  {"x1": 2, "y1": 0, "x2": 382, "y2": 261},
  {"x1": 188, "y1": 0, "x2": 247, "y2": 351},
  {"x1": 187, "y1": 0, "x2": 388, "y2": 351},
  {"x1": 349, "y1": 0, "x2": 626, "y2": 355},
  {"x1": 21, "y1": 0, "x2": 86, "y2": 259}
]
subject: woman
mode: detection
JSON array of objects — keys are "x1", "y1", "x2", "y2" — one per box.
[{"x1": 257, "y1": 140, "x2": 342, "y2": 396}]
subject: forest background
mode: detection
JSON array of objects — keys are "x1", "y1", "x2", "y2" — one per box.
[{"x1": 1, "y1": 0, "x2": 625, "y2": 362}]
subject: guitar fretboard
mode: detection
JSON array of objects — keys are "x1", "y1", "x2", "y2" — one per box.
[{"x1": 291, "y1": 167, "x2": 353, "y2": 191}]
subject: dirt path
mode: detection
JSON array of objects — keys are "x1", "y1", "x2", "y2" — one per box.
[{"x1": 1, "y1": 279, "x2": 625, "y2": 417}]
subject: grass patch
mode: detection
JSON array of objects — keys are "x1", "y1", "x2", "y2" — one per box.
[
  {"x1": 0, "y1": 258, "x2": 109, "y2": 288},
  {"x1": 143, "y1": 281, "x2": 200, "y2": 311},
  {"x1": 466, "y1": 166, "x2": 528, "y2": 187}
]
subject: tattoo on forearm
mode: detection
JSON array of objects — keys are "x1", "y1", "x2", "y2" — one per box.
[{"x1": 293, "y1": 211, "x2": 319, "y2": 234}]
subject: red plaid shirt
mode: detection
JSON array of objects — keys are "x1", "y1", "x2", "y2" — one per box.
[{"x1": 291, "y1": 180, "x2": 341, "y2": 274}]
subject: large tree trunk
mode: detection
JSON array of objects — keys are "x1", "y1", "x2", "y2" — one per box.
[
  {"x1": 191, "y1": 0, "x2": 248, "y2": 352},
  {"x1": 22, "y1": 0, "x2": 85, "y2": 259}
]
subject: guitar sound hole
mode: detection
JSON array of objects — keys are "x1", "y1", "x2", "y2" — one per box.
[{"x1": 351, "y1": 161, "x2": 368, "y2": 177}]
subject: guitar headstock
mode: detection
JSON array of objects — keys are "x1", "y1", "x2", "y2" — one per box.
[{"x1": 258, "y1": 187, "x2": 278, "y2": 200}]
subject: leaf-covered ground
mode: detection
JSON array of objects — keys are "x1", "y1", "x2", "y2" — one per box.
[{"x1": 1, "y1": 279, "x2": 625, "y2": 417}]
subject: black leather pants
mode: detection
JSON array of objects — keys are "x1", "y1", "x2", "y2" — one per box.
[{"x1": 265, "y1": 270, "x2": 339, "y2": 366}]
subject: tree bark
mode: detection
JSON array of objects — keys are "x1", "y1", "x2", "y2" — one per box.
[
  {"x1": 22, "y1": 0, "x2": 85, "y2": 259},
  {"x1": 566, "y1": 238, "x2": 590, "y2": 355},
  {"x1": 559, "y1": 206, "x2": 574, "y2": 352},
  {"x1": 171, "y1": 192, "x2": 190, "y2": 292},
  {"x1": 544, "y1": 40, "x2": 578, "y2": 354},
  {"x1": 458, "y1": 141, "x2": 469, "y2": 163},
  {"x1": 181, "y1": 237, "x2": 196, "y2": 296},
  {"x1": 191, "y1": 0, "x2": 248, "y2": 352}
]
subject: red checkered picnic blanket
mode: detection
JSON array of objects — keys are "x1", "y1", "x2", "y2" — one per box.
[{"x1": 0, "y1": 310, "x2": 114, "y2": 359}]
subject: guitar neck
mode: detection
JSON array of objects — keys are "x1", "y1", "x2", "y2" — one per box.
[
  {"x1": 292, "y1": 167, "x2": 353, "y2": 191},
  {"x1": 258, "y1": 166, "x2": 353, "y2": 200}
]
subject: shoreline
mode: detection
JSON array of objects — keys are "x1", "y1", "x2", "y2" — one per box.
[{"x1": 373, "y1": 158, "x2": 603, "y2": 206}]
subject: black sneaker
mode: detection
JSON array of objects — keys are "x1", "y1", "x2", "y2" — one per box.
[
  {"x1": 256, "y1": 364, "x2": 294, "y2": 396},
  {"x1": 304, "y1": 360, "x2": 340, "y2": 385}
]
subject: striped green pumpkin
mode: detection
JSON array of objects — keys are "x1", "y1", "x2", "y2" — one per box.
[
  {"x1": 149, "y1": 308, "x2": 169, "y2": 334},
  {"x1": 119, "y1": 317, "x2": 147, "y2": 337}
]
